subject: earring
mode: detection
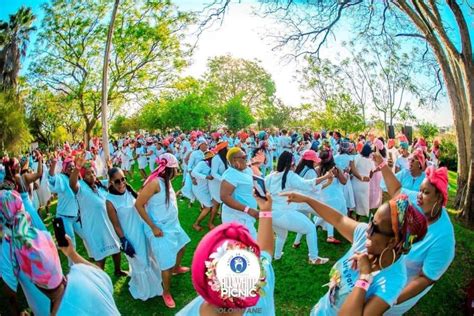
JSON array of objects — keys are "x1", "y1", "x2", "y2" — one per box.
[
  {"x1": 378, "y1": 247, "x2": 396, "y2": 269},
  {"x1": 430, "y1": 201, "x2": 440, "y2": 218}
]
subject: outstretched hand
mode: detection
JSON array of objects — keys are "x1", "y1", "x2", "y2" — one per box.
[{"x1": 279, "y1": 191, "x2": 309, "y2": 204}]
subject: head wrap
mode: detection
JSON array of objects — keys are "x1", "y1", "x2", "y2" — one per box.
[
  {"x1": 257, "y1": 131, "x2": 267, "y2": 140},
  {"x1": 410, "y1": 149, "x2": 426, "y2": 170},
  {"x1": 212, "y1": 141, "x2": 228, "y2": 154},
  {"x1": 398, "y1": 134, "x2": 408, "y2": 143},
  {"x1": 310, "y1": 140, "x2": 320, "y2": 151},
  {"x1": 374, "y1": 139, "x2": 384, "y2": 151},
  {"x1": 192, "y1": 223, "x2": 264, "y2": 308},
  {"x1": 211, "y1": 132, "x2": 221, "y2": 139},
  {"x1": 339, "y1": 140, "x2": 351, "y2": 154},
  {"x1": 415, "y1": 138, "x2": 427, "y2": 151},
  {"x1": 0, "y1": 190, "x2": 63, "y2": 289},
  {"x1": 61, "y1": 156, "x2": 74, "y2": 173},
  {"x1": 204, "y1": 151, "x2": 215, "y2": 160},
  {"x1": 302, "y1": 150, "x2": 321, "y2": 163},
  {"x1": 226, "y1": 147, "x2": 242, "y2": 162},
  {"x1": 79, "y1": 160, "x2": 96, "y2": 179},
  {"x1": 425, "y1": 166, "x2": 448, "y2": 206},
  {"x1": 400, "y1": 142, "x2": 409, "y2": 150},
  {"x1": 144, "y1": 153, "x2": 179, "y2": 186},
  {"x1": 387, "y1": 139, "x2": 395, "y2": 149},
  {"x1": 388, "y1": 194, "x2": 428, "y2": 254},
  {"x1": 196, "y1": 139, "x2": 207, "y2": 150}
]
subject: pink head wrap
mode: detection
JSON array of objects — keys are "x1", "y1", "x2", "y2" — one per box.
[
  {"x1": 374, "y1": 139, "x2": 384, "y2": 151},
  {"x1": 0, "y1": 190, "x2": 63, "y2": 289},
  {"x1": 143, "y1": 153, "x2": 179, "y2": 187},
  {"x1": 79, "y1": 160, "x2": 96, "y2": 178},
  {"x1": 410, "y1": 149, "x2": 426, "y2": 170},
  {"x1": 61, "y1": 156, "x2": 74, "y2": 173},
  {"x1": 192, "y1": 223, "x2": 264, "y2": 309},
  {"x1": 425, "y1": 166, "x2": 448, "y2": 206},
  {"x1": 387, "y1": 139, "x2": 395, "y2": 149},
  {"x1": 302, "y1": 150, "x2": 321, "y2": 163},
  {"x1": 398, "y1": 134, "x2": 408, "y2": 143},
  {"x1": 211, "y1": 132, "x2": 221, "y2": 139},
  {"x1": 415, "y1": 138, "x2": 427, "y2": 151}
]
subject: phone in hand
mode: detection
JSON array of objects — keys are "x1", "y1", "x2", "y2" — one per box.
[
  {"x1": 53, "y1": 217, "x2": 69, "y2": 247},
  {"x1": 253, "y1": 175, "x2": 267, "y2": 200}
]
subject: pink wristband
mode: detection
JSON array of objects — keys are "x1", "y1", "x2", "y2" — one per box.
[
  {"x1": 355, "y1": 279, "x2": 370, "y2": 291},
  {"x1": 259, "y1": 211, "x2": 272, "y2": 218},
  {"x1": 243, "y1": 206, "x2": 250, "y2": 213}
]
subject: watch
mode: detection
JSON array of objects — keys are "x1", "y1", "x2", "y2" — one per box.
[{"x1": 359, "y1": 273, "x2": 373, "y2": 284}]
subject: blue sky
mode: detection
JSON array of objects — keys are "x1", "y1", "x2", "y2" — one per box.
[{"x1": 2, "y1": 0, "x2": 469, "y2": 126}]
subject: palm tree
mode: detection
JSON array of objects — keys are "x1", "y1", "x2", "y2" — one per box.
[{"x1": 0, "y1": 6, "x2": 36, "y2": 90}]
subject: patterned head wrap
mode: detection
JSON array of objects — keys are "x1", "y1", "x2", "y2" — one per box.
[
  {"x1": 425, "y1": 166, "x2": 448, "y2": 206},
  {"x1": 0, "y1": 190, "x2": 63, "y2": 289},
  {"x1": 61, "y1": 156, "x2": 74, "y2": 173},
  {"x1": 339, "y1": 140, "x2": 351, "y2": 154},
  {"x1": 388, "y1": 194, "x2": 428, "y2": 254},
  {"x1": 79, "y1": 160, "x2": 96, "y2": 179},
  {"x1": 192, "y1": 223, "x2": 265, "y2": 308},
  {"x1": 143, "y1": 153, "x2": 179, "y2": 187}
]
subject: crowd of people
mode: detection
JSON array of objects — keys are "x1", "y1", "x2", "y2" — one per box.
[{"x1": 0, "y1": 127, "x2": 454, "y2": 315}]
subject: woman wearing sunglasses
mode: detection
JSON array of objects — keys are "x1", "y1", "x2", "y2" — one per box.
[
  {"x1": 280, "y1": 191, "x2": 427, "y2": 315},
  {"x1": 135, "y1": 153, "x2": 190, "y2": 308},
  {"x1": 373, "y1": 152, "x2": 455, "y2": 315},
  {"x1": 220, "y1": 147, "x2": 259, "y2": 239},
  {"x1": 106, "y1": 167, "x2": 163, "y2": 301}
]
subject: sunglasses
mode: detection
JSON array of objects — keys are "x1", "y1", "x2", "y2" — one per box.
[
  {"x1": 113, "y1": 177, "x2": 126, "y2": 185},
  {"x1": 367, "y1": 213, "x2": 394, "y2": 237},
  {"x1": 235, "y1": 155, "x2": 247, "y2": 160}
]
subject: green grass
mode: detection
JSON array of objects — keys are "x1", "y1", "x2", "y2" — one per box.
[{"x1": 1, "y1": 168, "x2": 472, "y2": 315}]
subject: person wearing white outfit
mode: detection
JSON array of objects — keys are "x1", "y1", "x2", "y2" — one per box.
[
  {"x1": 265, "y1": 151, "x2": 330, "y2": 264},
  {"x1": 135, "y1": 153, "x2": 190, "y2": 309},
  {"x1": 69, "y1": 156, "x2": 124, "y2": 275},
  {"x1": 373, "y1": 153, "x2": 455, "y2": 315},
  {"x1": 334, "y1": 141, "x2": 356, "y2": 212},
  {"x1": 135, "y1": 142, "x2": 148, "y2": 180},
  {"x1": 106, "y1": 167, "x2": 163, "y2": 301},
  {"x1": 209, "y1": 141, "x2": 228, "y2": 204},
  {"x1": 220, "y1": 147, "x2": 259, "y2": 239},
  {"x1": 351, "y1": 144, "x2": 375, "y2": 217},
  {"x1": 191, "y1": 150, "x2": 218, "y2": 231},
  {"x1": 181, "y1": 140, "x2": 207, "y2": 203},
  {"x1": 315, "y1": 149, "x2": 348, "y2": 244}
]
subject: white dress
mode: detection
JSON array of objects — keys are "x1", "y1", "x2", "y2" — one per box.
[
  {"x1": 351, "y1": 155, "x2": 374, "y2": 216},
  {"x1": 144, "y1": 178, "x2": 191, "y2": 270},
  {"x1": 57, "y1": 264, "x2": 120, "y2": 315},
  {"x1": 209, "y1": 155, "x2": 227, "y2": 203},
  {"x1": 107, "y1": 191, "x2": 163, "y2": 300},
  {"x1": 76, "y1": 181, "x2": 120, "y2": 261},
  {"x1": 181, "y1": 150, "x2": 204, "y2": 201},
  {"x1": 191, "y1": 160, "x2": 213, "y2": 208},
  {"x1": 334, "y1": 154, "x2": 356, "y2": 209}
]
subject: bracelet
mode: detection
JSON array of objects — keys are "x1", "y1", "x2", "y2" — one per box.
[
  {"x1": 259, "y1": 211, "x2": 272, "y2": 218},
  {"x1": 243, "y1": 206, "x2": 250, "y2": 213},
  {"x1": 355, "y1": 279, "x2": 370, "y2": 291}
]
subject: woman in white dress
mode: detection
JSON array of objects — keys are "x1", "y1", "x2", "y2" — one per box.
[
  {"x1": 209, "y1": 141, "x2": 228, "y2": 205},
  {"x1": 69, "y1": 156, "x2": 124, "y2": 275},
  {"x1": 315, "y1": 149, "x2": 348, "y2": 244},
  {"x1": 334, "y1": 140, "x2": 356, "y2": 212},
  {"x1": 351, "y1": 143, "x2": 375, "y2": 218},
  {"x1": 135, "y1": 142, "x2": 148, "y2": 180},
  {"x1": 106, "y1": 167, "x2": 163, "y2": 300},
  {"x1": 191, "y1": 151, "x2": 217, "y2": 231},
  {"x1": 265, "y1": 151, "x2": 331, "y2": 264},
  {"x1": 135, "y1": 153, "x2": 190, "y2": 309}
]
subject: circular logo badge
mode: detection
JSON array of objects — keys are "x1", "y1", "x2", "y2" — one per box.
[
  {"x1": 230, "y1": 256, "x2": 247, "y2": 273},
  {"x1": 215, "y1": 249, "x2": 261, "y2": 298}
]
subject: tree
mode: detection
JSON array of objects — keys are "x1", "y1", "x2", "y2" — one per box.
[
  {"x1": 418, "y1": 121, "x2": 439, "y2": 141},
  {"x1": 0, "y1": 6, "x2": 36, "y2": 90},
  {"x1": 203, "y1": 1, "x2": 474, "y2": 224},
  {"x1": 101, "y1": 0, "x2": 120, "y2": 161},
  {"x1": 220, "y1": 95, "x2": 254, "y2": 131},
  {"x1": 29, "y1": 0, "x2": 191, "y2": 147},
  {"x1": 204, "y1": 55, "x2": 276, "y2": 119},
  {"x1": 0, "y1": 91, "x2": 32, "y2": 153}
]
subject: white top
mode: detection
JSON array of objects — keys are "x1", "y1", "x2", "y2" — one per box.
[{"x1": 48, "y1": 173, "x2": 79, "y2": 217}]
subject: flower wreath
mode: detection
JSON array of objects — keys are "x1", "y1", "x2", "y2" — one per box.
[{"x1": 204, "y1": 240, "x2": 267, "y2": 303}]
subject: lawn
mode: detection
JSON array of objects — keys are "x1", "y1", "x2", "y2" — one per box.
[{"x1": 1, "y1": 169, "x2": 472, "y2": 315}]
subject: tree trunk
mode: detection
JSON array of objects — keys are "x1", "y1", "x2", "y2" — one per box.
[{"x1": 101, "y1": 0, "x2": 120, "y2": 163}]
